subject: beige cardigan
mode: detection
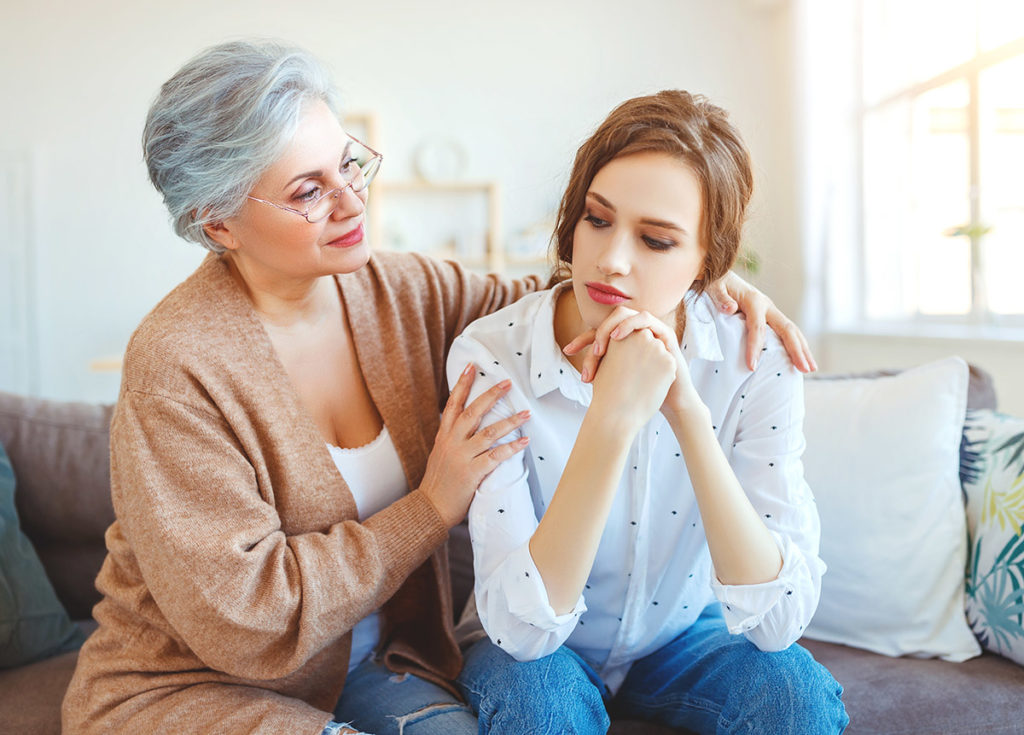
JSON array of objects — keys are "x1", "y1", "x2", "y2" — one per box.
[{"x1": 62, "y1": 252, "x2": 540, "y2": 734}]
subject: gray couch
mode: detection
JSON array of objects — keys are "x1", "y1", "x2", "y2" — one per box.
[{"x1": 1, "y1": 373, "x2": 1023, "y2": 734}]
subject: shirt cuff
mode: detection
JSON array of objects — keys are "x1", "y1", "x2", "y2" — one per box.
[
  {"x1": 501, "y1": 541, "x2": 587, "y2": 632},
  {"x1": 709, "y1": 531, "x2": 805, "y2": 634}
]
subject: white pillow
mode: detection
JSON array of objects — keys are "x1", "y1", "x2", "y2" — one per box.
[{"x1": 802, "y1": 356, "x2": 981, "y2": 661}]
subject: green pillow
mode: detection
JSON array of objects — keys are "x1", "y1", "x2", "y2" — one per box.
[{"x1": 0, "y1": 441, "x2": 85, "y2": 668}]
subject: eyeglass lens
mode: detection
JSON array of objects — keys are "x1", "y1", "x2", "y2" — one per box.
[{"x1": 305, "y1": 141, "x2": 382, "y2": 222}]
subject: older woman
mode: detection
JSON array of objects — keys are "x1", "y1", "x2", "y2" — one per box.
[{"x1": 62, "y1": 40, "x2": 814, "y2": 735}]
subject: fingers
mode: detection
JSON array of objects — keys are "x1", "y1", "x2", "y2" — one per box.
[
  {"x1": 608, "y1": 312, "x2": 674, "y2": 348},
  {"x1": 471, "y1": 409, "x2": 531, "y2": 450},
  {"x1": 767, "y1": 308, "x2": 817, "y2": 373},
  {"x1": 456, "y1": 378, "x2": 513, "y2": 436},
  {"x1": 708, "y1": 276, "x2": 739, "y2": 315},
  {"x1": 441, "y1": 363, "x2": 476, "y2": 431},
  {"x1": 486, "y1": 435, "x2": 530, "y2": 464},
  {"x1": 576, "y1": 311, "x2": 677, "y2": 384},
  {"x1": 745, "y1": 319, "x2": 767, "y2": 371},
  {"x1": 590, "y1": 307, "x2": 638, "y2": 358},
  {"x1": 562, "y1": 328, "x2": 596, "y2": 356}
]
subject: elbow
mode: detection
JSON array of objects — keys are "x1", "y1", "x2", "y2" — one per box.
[
  {"x1": 490, "y1": 633, "x2": 553, "y2": 664},
  {"x1": 195, "y1": 632, "x2": 312, "y2": 681},
  {"x1": 743, "y1": 617, "x2": 807, "y2": 654}
]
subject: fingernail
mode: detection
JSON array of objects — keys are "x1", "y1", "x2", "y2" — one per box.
[
  {"x1": 518, "y1": 410, "x2": 531, "y2": 419},
  {"x1": 499, "y1": 379, "x2": 511, "y2": 389},
  {"x1": 463, "y1": 363, "x2": 474, "y2": 376},
  {"x1": 610, "y1": 328, "x2": 620, "y2": 340},
  {"x1": 563, "y1": 344, "x2": 573, "y2": 354},
  {"x1": 518, "y1": 436, "x2": 530, "y2": 446},
  {"x1": 581, "y1": 367, "x2": 589, "y2": 382},
  {"x1": 592, "y1": 342, "x2": 600, "y2": 356}
]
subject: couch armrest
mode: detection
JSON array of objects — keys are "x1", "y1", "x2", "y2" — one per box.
[{"x1": 0, "y1": 391, "x2": 115, "y2": 619}]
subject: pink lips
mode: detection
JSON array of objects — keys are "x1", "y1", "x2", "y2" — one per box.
[
  {"x1": 585, "y1": 281, "x2": 629, "y2": 306},
  {"x1": 326, "y1": 224, "x2": 365, "y2": 248}
]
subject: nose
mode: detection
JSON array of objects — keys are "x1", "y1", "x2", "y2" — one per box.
[
  {"x1": 595, "y1": 228, "x2": 631, "y2": 276},
  {"x1": 329, "y1": 183, "x2": 366, "y2": 221}
]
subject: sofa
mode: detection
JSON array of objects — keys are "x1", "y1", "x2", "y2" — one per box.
[{"x1": 1, "y1": 360, "x2": 1023, "y2": 735}]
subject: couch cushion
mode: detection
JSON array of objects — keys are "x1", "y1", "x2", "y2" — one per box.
[
  {"x1": 801, "y1": 357, "x2": 980, "y2": 661},
  {"x1": 0, "y1": 647, "x2": 80, "y2": 735},
  {"x1": 802, "y1": 638, "x2": 1024, "y2": 734},
  {"x1": 0, "y1": 391, "x2": 115, "y2": 620},
  {"x1": 0, "y1": 441, "x2": 85, "y2": 668},
  {"x1": 962, "y1": 409, "x2": 1024, "y2": 666}
]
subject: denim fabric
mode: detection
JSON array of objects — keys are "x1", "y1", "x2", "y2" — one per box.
[
  {"x1": 333, "y1": 657, "x2": 477, "y2": 735},
  {"x1": 322, "y1": 722, "x2": 371, "y2": 735},
  {"x1": 459, "y1": 604, "x2": 849, "y2": 734}
]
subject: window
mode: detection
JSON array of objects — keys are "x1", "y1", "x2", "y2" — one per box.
[{"x1": 858, "y1": 1, "x2": 1024, "y2": 325}]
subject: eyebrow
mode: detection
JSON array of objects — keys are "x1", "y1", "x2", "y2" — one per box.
[
  {"x1": 586, "y1": 191, "x2": 686, "y2": 233},
  {"x1": 285, "y1": 140, "x2": 354, "y2": 188}
]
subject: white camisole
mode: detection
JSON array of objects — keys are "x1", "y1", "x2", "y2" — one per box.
[{"x1": 326, "y1": 425, "x2": 408, "y2": 672}]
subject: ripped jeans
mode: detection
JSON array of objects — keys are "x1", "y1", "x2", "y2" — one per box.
[{"x1": 330, "y1": 657, "x2": 477, "y2": 735}]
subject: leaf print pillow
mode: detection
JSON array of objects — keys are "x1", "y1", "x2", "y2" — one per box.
[{"x1": 962, "y1": 409, "x2": 1024, "y2": 667}]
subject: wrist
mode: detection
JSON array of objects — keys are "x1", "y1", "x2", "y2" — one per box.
[
  {"x1": 663, "y1": 398, "x2": 712, "y2": 435},
  {"x1": 587, "y1": 397, "x2": 650, "y2": 439}
]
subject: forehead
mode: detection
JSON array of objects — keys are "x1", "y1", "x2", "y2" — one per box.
[
  {"x1": 263, "y1": 100, "x2": 349, "y2": 180},
  {"x1": 589, "y1": 152, "x2": 702, "y2": 224}
]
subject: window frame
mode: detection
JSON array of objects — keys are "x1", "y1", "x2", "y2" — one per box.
[{"x1": 854, "y1": 5, "x2": 1024, "y2": 329}]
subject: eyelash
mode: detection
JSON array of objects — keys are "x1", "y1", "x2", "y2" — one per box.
[
  {"x1": 295, "y1": 186, "x2": 322, "y2": 203},
  {"x1": 294, "y1": 156, "x2": 359, "y2": 203},
  {"x1": 583, "y1": 213, "x2": 676, "y2": 251}
]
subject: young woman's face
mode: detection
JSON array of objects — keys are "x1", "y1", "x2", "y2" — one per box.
[
  {"x1": 212, "y1": 99, "x2": 371, "y2": 280},
  {"x1": 571, "y1": 152, "x2": 706, "y2": 329}
]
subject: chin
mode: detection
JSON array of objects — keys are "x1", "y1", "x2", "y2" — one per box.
[{"x1": 325, "y1": 242, "x2": 371, "y2": 274}]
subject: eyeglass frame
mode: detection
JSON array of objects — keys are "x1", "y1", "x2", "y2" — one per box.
[{"x1": 246, "y1": 136, "x2": 383, "y2": 223}]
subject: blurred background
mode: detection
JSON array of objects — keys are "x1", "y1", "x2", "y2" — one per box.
[{"x1": 1, "y1": 0, "x2": 1021, "y2": 411}]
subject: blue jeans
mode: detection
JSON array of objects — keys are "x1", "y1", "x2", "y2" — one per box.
[
  {"x1": 458, "y1": 604, "x2": 849, "y2": 734},
  {"x1": 331, "y1": 657, "x2": 478, "y2": 735}
]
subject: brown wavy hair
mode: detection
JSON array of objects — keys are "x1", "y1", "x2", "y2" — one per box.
[{"x1": 549, "y1": 90, "x2": 754, "y2": 323}]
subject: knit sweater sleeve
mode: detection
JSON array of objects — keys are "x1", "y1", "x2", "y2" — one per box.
[
  {"x1": 401, "y1": 253, "x2": 546, "y2": 354},
  {"x1": 110, "y1": 387, "x2": 449, "y2": 681}
]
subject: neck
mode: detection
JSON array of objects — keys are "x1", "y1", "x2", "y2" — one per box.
[
  {"x1": 224, "y1": 253, "x2": 338, "y2": 328},
  {"x1": 552, "y1": 283, "x2": 589, "y2": 375}
]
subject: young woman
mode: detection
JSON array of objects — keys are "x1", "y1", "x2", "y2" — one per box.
[
  {"x1": 61, "y1": 40, "x2": 816, "y2": 735},
  {"x1": 449, "y1": 91, "x2": 848, "y2": 733}
]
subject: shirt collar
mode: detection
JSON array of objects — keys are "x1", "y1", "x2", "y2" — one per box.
[
  {"x1": 679, "y1": 292, "x2": 725, "y2": 364},
  {"x1": 529, "y1": 283, "x2": 592, "y2": 403}
]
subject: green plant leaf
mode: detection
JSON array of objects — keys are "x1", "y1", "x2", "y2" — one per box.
[
  {"x1": 975, "y1": 569, "x2": 1024, "y2": 651},
  {"x1": 996, "y1": 430, "x2": 1024, "y2": 475},
  {"x1": 993, "y1": 529, "x2": 1024, "y2": 572}
]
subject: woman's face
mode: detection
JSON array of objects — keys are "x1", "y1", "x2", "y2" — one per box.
[
  {"x1": 210, "y1": 99, "x2": 371, "y2": 281},
  {"x1": 571, "y1": 151, "x2": 706, "y2": 330}
]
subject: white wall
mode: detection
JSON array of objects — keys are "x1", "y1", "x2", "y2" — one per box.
[{"x1": 0, "y1": 0, "x2": 797, "y2": 403}]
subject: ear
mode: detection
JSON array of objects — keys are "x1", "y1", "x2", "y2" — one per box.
[{"x1": 202, "y1": 219, "x2": 240, "y2": 252}]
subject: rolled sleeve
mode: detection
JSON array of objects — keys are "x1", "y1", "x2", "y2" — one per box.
[
  {"x1": 711, "y1": 344, "x2": 825, "y2": 651},
  {"x1": 710, "y1": 531, "x2": 824, "y2": 650},
  {"x1": 448, "y1": 334, "x2": 585, "y2": 661}
]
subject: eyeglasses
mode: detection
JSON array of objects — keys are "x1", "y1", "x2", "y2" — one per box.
[{"x1": 247, "y1": 135, "x2": 382, "y2": 223}]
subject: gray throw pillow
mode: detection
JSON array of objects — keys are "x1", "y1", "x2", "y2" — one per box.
[{"x1": 0, "y1": 441, "x2": 85, "y2": 668}]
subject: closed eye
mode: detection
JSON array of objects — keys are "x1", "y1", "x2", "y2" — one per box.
[
  {"x1": 584, "y1": 213, "x2": 610, "y2": 228},
  {"x1": 642, "y1": 235, "x2": 676, "y2": 251},
  {"x1": 294, "y1": 185, "x2": 323, "y2": 203}
]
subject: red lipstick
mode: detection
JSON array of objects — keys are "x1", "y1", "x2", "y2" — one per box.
[
  {"x1": 585, "y1": 281, "x2": 629, "y2": 306},
  {"x1": 326, "y1": 224, "x2": 365, "y2": 248}
]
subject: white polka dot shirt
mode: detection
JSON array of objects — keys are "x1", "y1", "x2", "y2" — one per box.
[{"x1": 446, "y1": 285, "x2": 824, "y2": 693}]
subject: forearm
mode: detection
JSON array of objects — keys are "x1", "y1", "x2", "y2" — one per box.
[
  {"x1": 529, "y1": 412, "x2": 633, "y2": 614},
  {"x1": 667, "y1": 406, "x2": 782, "y2": 586}
]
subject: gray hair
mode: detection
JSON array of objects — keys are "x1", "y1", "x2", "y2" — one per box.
[{"x1": 143, "y1": 39, "x2": 342, "y2": 253}]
